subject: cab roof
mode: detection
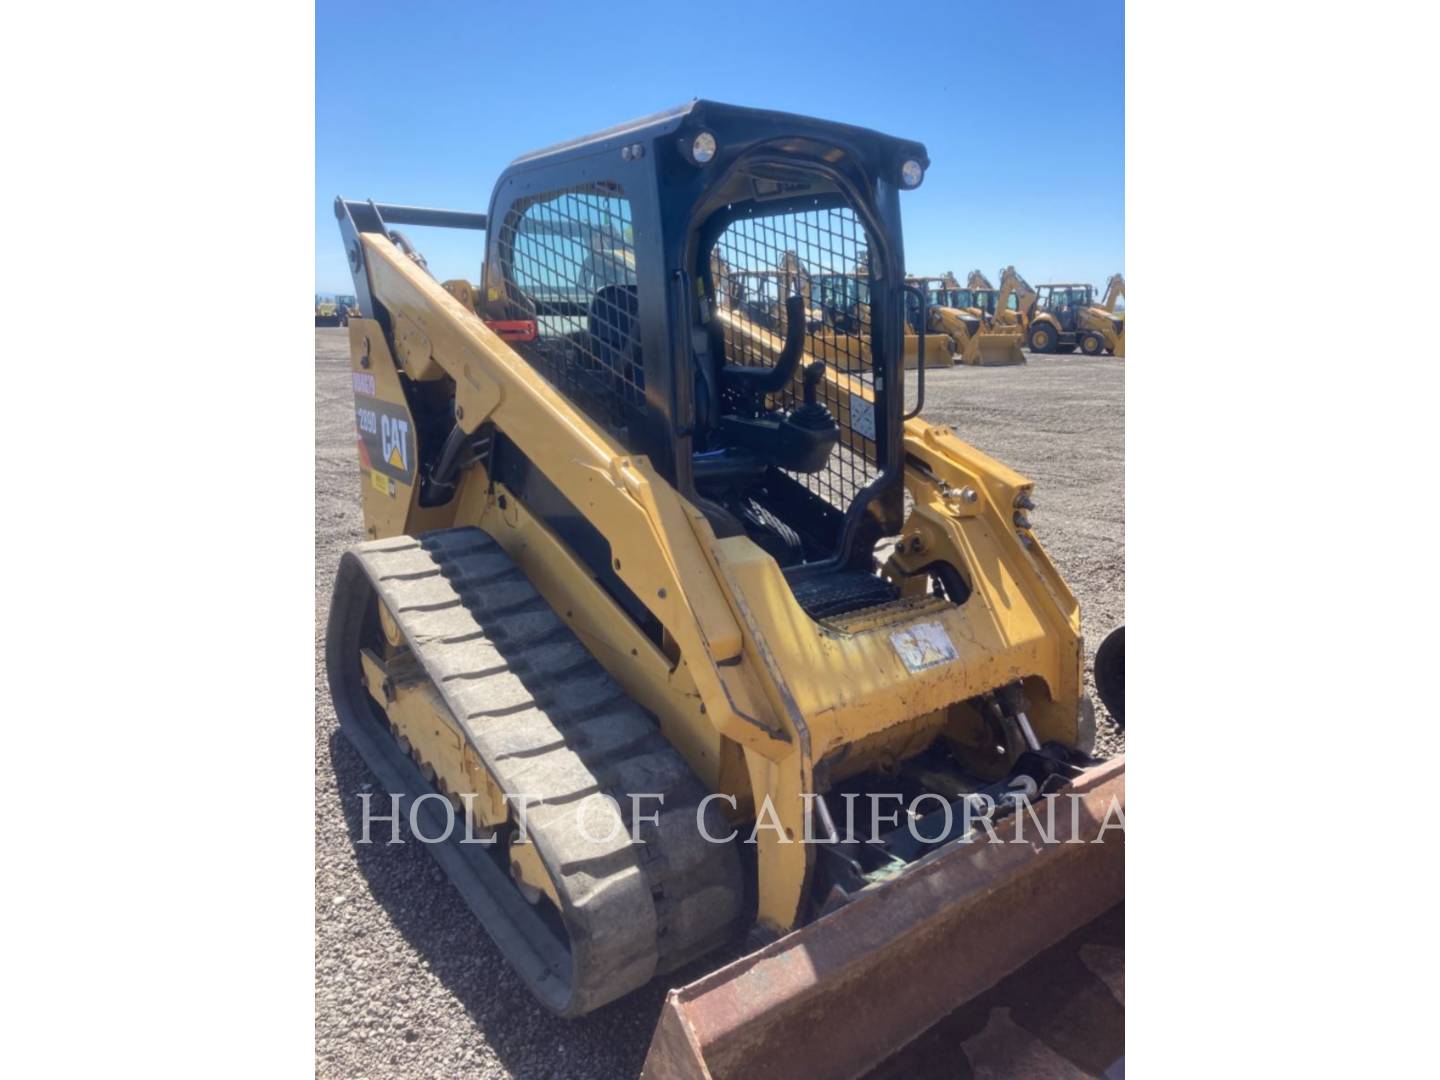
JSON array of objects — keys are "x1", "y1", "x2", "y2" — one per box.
[{"x1": 507, "y1": 99, "x2": 928, "y2": 173}]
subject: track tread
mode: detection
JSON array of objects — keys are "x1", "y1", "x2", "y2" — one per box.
[{"x1": 337, "y1": 526, "x2": 742, "y2": 1015}]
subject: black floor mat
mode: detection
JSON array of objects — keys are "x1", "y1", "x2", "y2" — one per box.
[{"x1": 789, "y1": 571, "x2": 898, "y2": 620}]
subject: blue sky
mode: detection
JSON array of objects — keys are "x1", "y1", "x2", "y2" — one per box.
[{"x1": 316, "y1": 1, "x2": 1123, "y2": 295}]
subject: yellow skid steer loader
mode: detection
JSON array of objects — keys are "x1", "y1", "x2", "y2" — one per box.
[{"x1": 326, "y1": 101, "x2": 1123, "y2": 1076}]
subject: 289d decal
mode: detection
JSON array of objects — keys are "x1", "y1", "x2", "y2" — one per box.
[{"x1": 354, "y1": 397, "x2": 416, "y2": 487}]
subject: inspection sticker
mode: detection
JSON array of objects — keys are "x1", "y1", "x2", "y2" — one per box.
[{"x1": 890, "y1": 621, "x2": 958, "y2": 673}]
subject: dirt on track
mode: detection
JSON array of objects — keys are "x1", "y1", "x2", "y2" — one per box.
[{"x1": 314, "y1": 328, "x2": 1124, "y2": 1079}]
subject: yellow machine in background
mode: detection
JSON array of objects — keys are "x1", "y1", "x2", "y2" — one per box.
[
  {"x1": 315, "y1": 294, "x2": 341, "y2": 327},
  {"x1": 315, "y1": 293, "x2": 359, "y2": 328},
  {"x1": 963, "y1": 269, "x2": 993, "y2": 324},
  {"x1": 908, "y1": 275, "x2": 1025, "y2": 365},
  {"x1": 713, "y1": 253, "x2": 950, "y2": 371},
  {"x1": 995, "y1": 266, "x2": 1039, "y2": 336},
  {"x1": 325, "y1": 102, "x2": 1121, "y2": 1072},
  {"x1": 793, "y1": 253, "x2": 950, "y2": 370},
  {"x1": 918, "y1": 269, "x2": 1124, "y2": 358},
  {"x1": 967, "y1": 270, "x2": 1026, "y2": 332},
  {"x1": 1096, "y1": 272, "x2": 1125, "y2": 357},
  {"x1": 1100, "y1": 272, "x2": 1124, "y2": 313},
  {"x1": 1029, "y1": 282, "x2": 1124, "y2": 356}
]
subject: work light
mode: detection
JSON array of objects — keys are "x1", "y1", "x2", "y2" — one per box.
[{"x1": 690, "y1": 131, "x2": 717, "y2": 164}]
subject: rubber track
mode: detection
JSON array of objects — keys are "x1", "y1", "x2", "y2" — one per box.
[{"x1": 330, "y1": 527, "x2": 742, "y2": 1016}]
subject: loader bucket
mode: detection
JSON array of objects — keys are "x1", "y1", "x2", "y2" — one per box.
[
  {"x1": 903, "y1": 333, "x2": 956, "y2": 369},
  {"x1": 968, "y1": 331, "x2": 1026, "y2": 367},
  {"x1": 641, "y1": 757, "x2": 1125, "y2": 1080}
]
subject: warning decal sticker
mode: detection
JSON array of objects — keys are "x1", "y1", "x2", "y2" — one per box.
[
  {"x1": 849, "y1": 393, "x2": 877, "y2": 442},
  {"x1": 890, "y1": 621, "x2": 959, "y2": 673}
]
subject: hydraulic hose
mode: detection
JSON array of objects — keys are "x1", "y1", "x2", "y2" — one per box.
[{"x1": 420, "y1": 424, "x2": 473, "y2": 507}]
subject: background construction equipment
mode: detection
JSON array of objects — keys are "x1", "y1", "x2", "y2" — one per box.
[
  {"x1": 908, "y1": 274, "x2": 1026, "y2": 365},
  {"x1": 1027, "y1": 282, "x2": 1124, "y2": 356}
]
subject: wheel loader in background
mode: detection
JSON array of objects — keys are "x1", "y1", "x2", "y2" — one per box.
[
  {"x1": 325, "y1": 101, "x2": 1123, "y2": 1078},
  {"x1": 907, "y1": 274, "x2": 1025, "y2": 365}
]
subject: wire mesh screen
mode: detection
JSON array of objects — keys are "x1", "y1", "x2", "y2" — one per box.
[
  {"x1": 710, "y1": 205, "x2": 883, "y2": 513},
  {"x1": 497, "y1": 183, "x2": 642, "y2": 432}
]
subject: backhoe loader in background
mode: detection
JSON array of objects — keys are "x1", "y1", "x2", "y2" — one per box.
[
  {"x1": 326, "y1": 101, "x2": 1123, "y2": 1078},
  {"x1": 777, "y1": 252, "x2": 951, "y2": 371},
  {"x1": 1029, "y1": 283, "x2": 1125, "y2": 356},
  {"x1": 963, "y1": 269, "x2": 1018, "y2": 329},
  {"x1": 907, "y1": 274, "x2": 1025, "y2": 365},
  {"x1": 708, "y1": 259, "x2": 950, "y2": 370},
  {"x1": 1098, "y1": 272, "x2": 1125, "y2": 357},
  {"x1": 995, "y1": 265, "x2": 1038, "y2": 336}
]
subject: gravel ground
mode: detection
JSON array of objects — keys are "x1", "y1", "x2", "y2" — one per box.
[{"x1": 315, "y1": 328, "x2": 1124, "y2": 1078}]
